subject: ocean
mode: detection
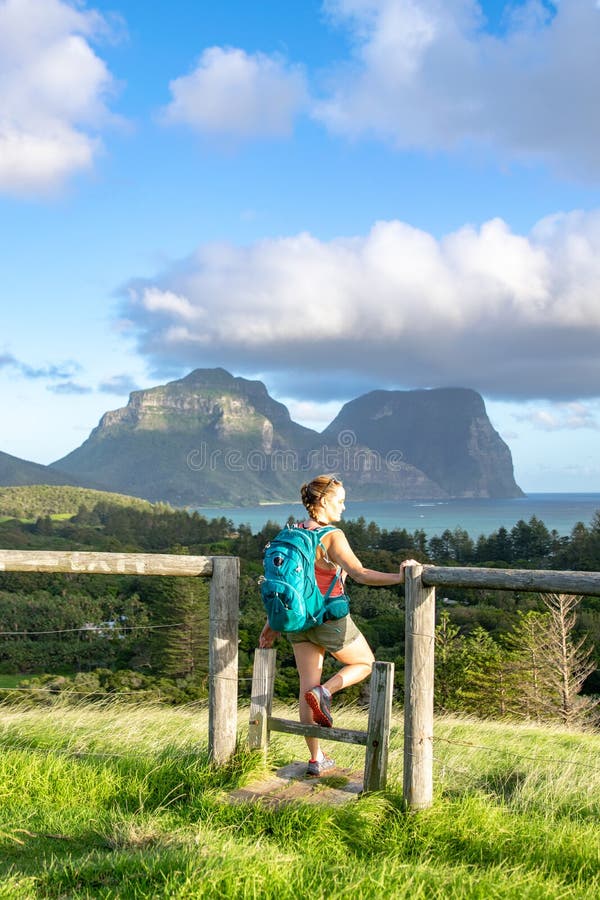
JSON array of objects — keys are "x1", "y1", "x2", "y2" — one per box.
[{"x1": 195, "y1": 493, "x2": 600, "y2": 538}]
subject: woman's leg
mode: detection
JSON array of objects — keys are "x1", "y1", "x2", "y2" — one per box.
[
  {"x1": 323, "y1": 633, "x2": 374, "y2": 695},
  {"x1": 293, "y1": 640, "x2": 326, "y2": 759}
]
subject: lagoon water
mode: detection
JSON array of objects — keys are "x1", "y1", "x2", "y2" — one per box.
[{"x1": 195, "y1": 493, "x2": 600, "y2": 538}]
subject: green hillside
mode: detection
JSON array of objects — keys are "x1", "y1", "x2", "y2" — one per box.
[
  {"x1": 0, "y1": 703, "x2": 598, "y2": 898},
  {"x1": 0, "y1": 449, "x2": 81, "y2": 488},
  {"x1": 0, "y1": 484, "x2": 164, "y2": 519}
]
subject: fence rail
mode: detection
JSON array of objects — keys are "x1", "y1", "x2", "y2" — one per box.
[
  {"x1": 0, "y1": 549, "x2": 213, "y2": 577},
  {"x1": 422, "y1": 565, "x2": 600, "y2": 596}
]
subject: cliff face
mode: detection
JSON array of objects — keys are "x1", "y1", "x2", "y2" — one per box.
[
  {"x1": 50, "y1": 370, "x2": 523, "y2": 505},
  {"x1": 321, "y1": 388, "x2": 522, "y2": 499},
  {"x1": 52, "y1": 369, "x2": 316, "y2": 505}
]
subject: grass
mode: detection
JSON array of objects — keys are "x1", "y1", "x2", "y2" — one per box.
[
  {"x1": 0, "y1": 701, "x2": 599, "y2": 898},
  {"x1": 0, "y1": 675, "x2": 35, "y2": 689}
]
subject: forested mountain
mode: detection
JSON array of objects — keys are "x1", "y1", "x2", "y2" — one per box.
[{"x1": 49, "y1": 368, "x2": 522, "y2": 505}]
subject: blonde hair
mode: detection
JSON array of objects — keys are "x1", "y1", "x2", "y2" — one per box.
[{"x1": 300, "y1": 474, "x2": 343, "y2": 521}]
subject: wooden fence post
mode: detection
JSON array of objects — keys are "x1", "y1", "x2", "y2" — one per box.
[
  {"x1": 403, "y1": 563, "x2": 435, "y2": 810},
  {"x1": 208, "y1": 556, "x2": 240, "y2": 764},
  {"x1": 249, "y1": 648, "x2": 276, "y2": 751},
  {"x1": 363, "y1": 660, "x2": 394, "y2": 793}
]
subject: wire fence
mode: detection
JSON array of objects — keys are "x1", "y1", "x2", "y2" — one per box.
[
  {"x1": 1, "y1": 558, "x2": 599, "y2": 792},
  {"x1": 1, "y1": 680, "x2": 599, "y2": 780},
  {"x1": 0, "y1": 622, "x2": 185, "y2": 636}
]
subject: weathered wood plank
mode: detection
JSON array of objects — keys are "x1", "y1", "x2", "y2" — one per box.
[
  {"x1": 208, "y1": 557, "x2": 240, "y2": 764},
  {"x1": 422, "y1": 565, "x2": 600, "y2": 596},
  {"x1": 404, "y1": 564, "x2": 435, "y2": 810},
  {"x1": 249, "y1": 648, "x2": 276, "y2": 751},
  {"x1": 0, "y1": 549, "x2": 213, "y2": 577},
  {"x1": 268, "y1": 716, "x2": 369, "y2": 746},
  {"x1": 363, "y1": 661, "x2": 394, "y2": 793}
]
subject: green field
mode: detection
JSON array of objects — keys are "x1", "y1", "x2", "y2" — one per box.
[
  {"x1": 0, "y1": 675, "x2": 34, "y2": 689},
  {"x1": 0, "y1": 701, "x2": 599, "y2": 899}
]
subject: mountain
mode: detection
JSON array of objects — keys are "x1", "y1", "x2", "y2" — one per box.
[
  {"x1": 0, "y1": 450, "x2": 82, "y2": 488},
  {"x1": 52, "y1": 368, "x2": 316, "y2": 505},
  {"x1": 49, "y1": 369, "x2": 523, "y2": 505},
  {"x1": 320, "y1": 388, "x2": 523, "y2": 500}
]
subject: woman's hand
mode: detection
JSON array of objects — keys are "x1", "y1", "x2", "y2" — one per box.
[
  {"x1": 399, "y1": 558, "x2": 420, "y2": 583},
  {"x1": 259, "y1": 622, "x2": 281, "y2": 648}
]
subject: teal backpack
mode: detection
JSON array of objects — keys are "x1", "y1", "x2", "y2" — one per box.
[{"x1": 260, "y1": 524, "x2": 345, "y2": 632}]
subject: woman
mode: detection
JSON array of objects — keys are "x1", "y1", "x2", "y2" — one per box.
[{"x1": 259, "y1": 474, "x2": 419, "y2": 776}]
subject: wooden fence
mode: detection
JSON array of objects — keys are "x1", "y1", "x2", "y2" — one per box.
[
  {"x1": 0, "y1": 550, "x2": 239, "y2": 765},
  {"x1": 404, "y1": 564, "x2": 600, "y2": 810},
  {"x1": 1, "y1": 550, "x2": 599, "y2": 809}
]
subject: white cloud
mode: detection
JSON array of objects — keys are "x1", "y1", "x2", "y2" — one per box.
[
  {"x1": 317, "y1": 0, "x2": 600, "y2": 177},
  {"x1": 120, "y1": 207, "x2": 600, "y2": 402},
  {"x1": 517, "y1": 402, "x2": 599, "y2": 431},
  {"x1": 98, "y1": 374, "x2": 140, "y2": 395},
  {"x1": 161, "y1": 46, "x2": 308, "y2": 138},
  {"x1": 0, "y1": 0, "x2": 118, "y2": 195},
  {"x1": 279, "y1": 398, "x2": 345, "y2": 431}
]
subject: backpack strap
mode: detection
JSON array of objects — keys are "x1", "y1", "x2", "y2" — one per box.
[
  {"x1": 315, "y1": 525, "x2": 343, "y2": 600},
  {"x1": 293, "y1": 523, "x2": 344, "y2": 603},
  {"x1": 322, "y1": 566, "x2": 343, "y2": 601}
]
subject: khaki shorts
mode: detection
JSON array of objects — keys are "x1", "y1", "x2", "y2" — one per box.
[{"x1": 288, "y1": 614, "x2": 362, "y2": 654}]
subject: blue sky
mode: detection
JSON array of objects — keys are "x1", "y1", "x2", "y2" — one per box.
[{"x1": 2, "y1": 0, "x2": 600, "y2": 493}]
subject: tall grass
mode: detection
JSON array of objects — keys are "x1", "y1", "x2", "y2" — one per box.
[{"x1": 1, "y1": 700, "x2": 599, "y2": 898}]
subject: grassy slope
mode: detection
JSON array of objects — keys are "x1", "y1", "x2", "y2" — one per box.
[
  {"x1": 0, "y1": 485, "x2": 161, "y2": 519},
  {"x1": 1, "y1": 703, "x2": 599, "y2": 899}
]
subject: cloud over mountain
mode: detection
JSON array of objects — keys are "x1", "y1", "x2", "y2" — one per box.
[{"x1": 120, "y1": 208, "x2": 600, "y2": 403}]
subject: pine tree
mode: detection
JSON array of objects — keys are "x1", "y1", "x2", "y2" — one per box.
[
  {"x1": 459, "y1": 626, "x2": 509, "y2": 718},
  {"x1": 434, "y1": 611, "x2": 466, "y2": 712},
  {"x1": 503, "y1": 596, "x2": 597, "y2": 726},
  {"x1": 145, "y1": 576, "x2": 210, "y2": 679},
  {"x1": 502, "y1": 610, "x2": 550, "y2": 720},
  {"x1": 541, "y1": 593, "x2": 597, "y2": 727}
]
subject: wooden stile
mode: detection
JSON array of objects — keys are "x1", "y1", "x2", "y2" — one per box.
[
  {"x1": 250, "y1": 651, "x2": 394, "y2": 794},
  {"x1": 363, "y1": 661, "x2": 394, "y2": 793},
  {"x1": 249, "y1": 647, "x2": 276, "y2": 751}
]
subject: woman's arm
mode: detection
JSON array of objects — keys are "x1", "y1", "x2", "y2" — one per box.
[{"x1": 324, "y1": 530, "x2": 419, "y2": 586}]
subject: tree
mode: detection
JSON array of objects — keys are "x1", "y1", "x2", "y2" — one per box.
[
  {"x1": 542, "y1": 593, "x2": 597, "y2": 726},
  {"x1": 503, "y1": 595, "x2": 597, "y2": 726},
  {"x1": 434, "y1": 611, "x2": 466, "y2": 712},
  {"x1": 502, "y1": 611, "x2": 549, "y2": 720},
  {"x1": 459, "y1": 626, "x2": 509, "y2": 718},
  {"x1": 143, "y1": 576, "x2": 209, "y2": 679}
]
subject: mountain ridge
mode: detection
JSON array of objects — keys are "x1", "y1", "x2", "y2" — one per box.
[{"x1": 44, "y1": 368, "x2": 523, "y2": 505}]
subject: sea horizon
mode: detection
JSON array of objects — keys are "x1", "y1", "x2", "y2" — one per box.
[{"x1": 194, "y1": 491, "x2": 600, "y2": 539}]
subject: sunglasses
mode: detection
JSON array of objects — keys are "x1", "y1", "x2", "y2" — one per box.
[{"x1": 319, "y1": 476, "x2": 341, "y2": 496}]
